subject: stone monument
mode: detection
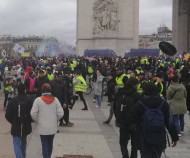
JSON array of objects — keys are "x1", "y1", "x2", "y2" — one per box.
[{"x1": 77, "y1": 0, "x2": 139, "y2": 56}]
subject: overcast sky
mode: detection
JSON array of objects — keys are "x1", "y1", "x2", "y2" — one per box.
[{"x1": 0, "y1": 0, "x2": 172, "y2": 44}]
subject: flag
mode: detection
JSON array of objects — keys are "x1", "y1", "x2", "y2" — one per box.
[
  {"x1": 185, "y1": 53, "x2": 190, "y2": 61},
  {"x1": 13, "y1": 44, "x2": 25, "y2": 53}
]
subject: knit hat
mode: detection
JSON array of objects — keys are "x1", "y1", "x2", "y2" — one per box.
[
  {"x1": 17, "y1": 83, "x2": 25, "y2": 94},
  {"x1": 143, "y1": 82, "x2": 158, "y2": 96}
]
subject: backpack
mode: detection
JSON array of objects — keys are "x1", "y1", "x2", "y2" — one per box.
[
  {"x1": 29, "y1": 77, "x2": 35, "y2": 92},
  {"x1": 138, "y1": 100, "x2": 166, "y2": 145},
  {"x1": 114, "y1": 94, "x2": 135, "y2": 127},
  {"x1": 16, "y1": 97, "x2": 28, "y2": 123}
]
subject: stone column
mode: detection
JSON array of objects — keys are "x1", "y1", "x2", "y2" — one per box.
[{"x1": 172, "y1": 0, "x2": 190, "y2": 53}]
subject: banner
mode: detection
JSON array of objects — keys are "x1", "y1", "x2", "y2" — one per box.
[
  {"x1": 21, "y1": 52, "x2": 30, "y2": 57},
  {"x1": 13, "y1": 44, "x2": 25, "y2": 53}
]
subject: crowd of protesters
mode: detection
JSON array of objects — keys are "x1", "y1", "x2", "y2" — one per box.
[{"x1": 0, "y1": 54, "x2": 190, "y2": 158}]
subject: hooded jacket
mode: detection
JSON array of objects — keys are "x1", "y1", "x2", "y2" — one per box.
[
  {"x1": 125, "y1": 96, "x2": 179, "y2": 149},
  {"x1": 50, "y1": 79, "x2": 67, "y2": 105},
  {"x1": 167, "y1": 83, "x2": 187, "y2": 115},
  {"x1": 24, "y1": 66, "x2": 33, "y2": 80},
  {"x1": 30, "y1": 95, "x2": 63, "y2": 135},
  {"x1": 5, "y1": 94, "x2": 33, "y2": 137},
  {"x1": 34, "y1": 76, "x2": 49, "y2": 97}
]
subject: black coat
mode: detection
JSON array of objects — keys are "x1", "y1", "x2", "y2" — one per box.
[
  {"x1": 121, "y1": 87, "x2": 141, "y2": 127},
  {"x1": 50, "y1": 79, "x2": 67, "y2": 105},
  {"x1": 186, "y1": 84, "x2": 190, "y2": 111},
  {"x1": 106, "y1": 78, "x2": 116, "y2": 102},
  {"x1": 5, "y1": 94, "x2": 33, "y2": 137},
  {"x1": 125, "y1": 96, "x2": 179, "y2": 149},
  {"x1": 34, "y1": 76, "x2": 49, "y2": 97}
]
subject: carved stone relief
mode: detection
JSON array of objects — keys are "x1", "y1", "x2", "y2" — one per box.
[{"x1": 92, "y1": 0, "x2": 119, "y2": 35}]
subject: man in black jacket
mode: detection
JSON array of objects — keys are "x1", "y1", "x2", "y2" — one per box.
[
  {"x1": 103, "y1": 73, "x2": 116, "y2": 124},
  {"x1": 125, "y1": 82, "x2": 179, "y2": 158},
  {"x1": 50, "y1": 71, "x2": 73, "y2": 127},
  {"x1": 34, "y1": 70, "x2": 49, "y2": 98},
  {"x1": 118, "y1": 78, "x2": 141, "y2": 158},
  {"x1": 5, "y1": 83, "x2": 33, "y2": 158}
]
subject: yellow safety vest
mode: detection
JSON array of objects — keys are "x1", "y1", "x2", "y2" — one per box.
[
  {"x1": 4, "y1": 81, "x2": 13, "y2": 92},
  {"x1": 70, "y1": 64, "x2": 74, "y2": 71},
  {"x1": 88, "y1": 67, "x2": 93, "y2": 74},
  {"x1": 155, "y1": 82, "x2": 163, "y2": 97},
  {"x1": 48, "y1": 74, "x2": 54, "y2": 81},
  {"x1": 75, "y1": 76, "x2": 87, "y2": 92},
  {"x1": 73, "y1": 60, "x2": 77, "y2": 67},
  {"x1": 137, "y1": 80, "x2": 147, "y2": 94},
  {"x1": 116, "y1": 74, "x2": 127, "y2": 89}
]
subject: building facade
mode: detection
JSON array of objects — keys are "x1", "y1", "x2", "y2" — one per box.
[
  {"x1": 0, "y1": 35, "x2": 43, "y2": 57},
  {"x1": 139, "y1": 26, "x2": 172, "y2": 49}
]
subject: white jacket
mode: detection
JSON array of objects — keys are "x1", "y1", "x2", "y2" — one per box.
[{"x1": 31, "y1": 97, "x2": 63, "y2": 135}]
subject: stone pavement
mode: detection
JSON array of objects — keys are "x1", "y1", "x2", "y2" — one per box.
[{"x1": 0, "y1": 91, "x2": 190, "y2": 158}]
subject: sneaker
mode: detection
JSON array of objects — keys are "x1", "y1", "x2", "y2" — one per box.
[
  {"x1": 67, "y1": 122, "x2": 74, "y2": 127},
  {"x1": 178, "y1": 134, "x2": 182, "y2": 137},
  {"x1": 93, "y1": 99, "x2": 96, "y2": 103},
  {"x1": 95, "y1": 105, "x2": 100, "y2": 108},
  {"x1": 60, "y1": 123, "x2": 67, "y2": 127},
  {"x1": 181, "y1": 131, "x2": 184, "y2": 134},
  {"x1": 81, "y1": 108, "x2": 88, "y2": 110}
]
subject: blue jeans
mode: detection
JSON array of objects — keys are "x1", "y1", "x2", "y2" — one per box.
[
  {"x1": 173, "y1": 114, "x2": 184, "y2": 134},
  {"x1": 96, "y1": 95, "x2": 101, "y2": 106},
  {"x1": 40, "y1": 135, "x2": 55, "y2": 158},
  {"x1": 13, "y1": 136, "x2": 27, "y2": 158}
]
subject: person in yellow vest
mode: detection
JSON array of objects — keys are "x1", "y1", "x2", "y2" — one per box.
[
  {"x1": 153, "y1": 73, "x2": 164, "y2": 97},
  {"x1": 137, "y1": 72, "x2": 147, "y2": 95},
  {"x1": 46, "y1": 67, "x2": 54, "y2": 81},
  {"x1": 3, "y1": 76, "x2": 14, "y2": 111},
  {"x1": 115, "y1": 67, "x2": 128, "y2": 90},
  {"x1": 70, "y1": 61, "x2": 75, "y2": 73},
  {"x1": 71, "y1": 70, "x2": 88, "y2": 110}
]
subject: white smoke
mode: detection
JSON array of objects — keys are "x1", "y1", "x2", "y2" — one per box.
[{"x1": 35, "y1": 36, "x2": 76, "y2": 57}]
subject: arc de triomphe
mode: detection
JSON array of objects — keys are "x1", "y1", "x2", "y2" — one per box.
[
  {"x1": 77, "y1": 0, "x2": 190, "y2": 56},
  {"x1": 76, "y1": 0, "x2": 139, "y2": 56}
]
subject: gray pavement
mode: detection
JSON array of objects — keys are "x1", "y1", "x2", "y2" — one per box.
[{"x1": 0, "y1": 91, "x2": 190, "y2": 158}]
